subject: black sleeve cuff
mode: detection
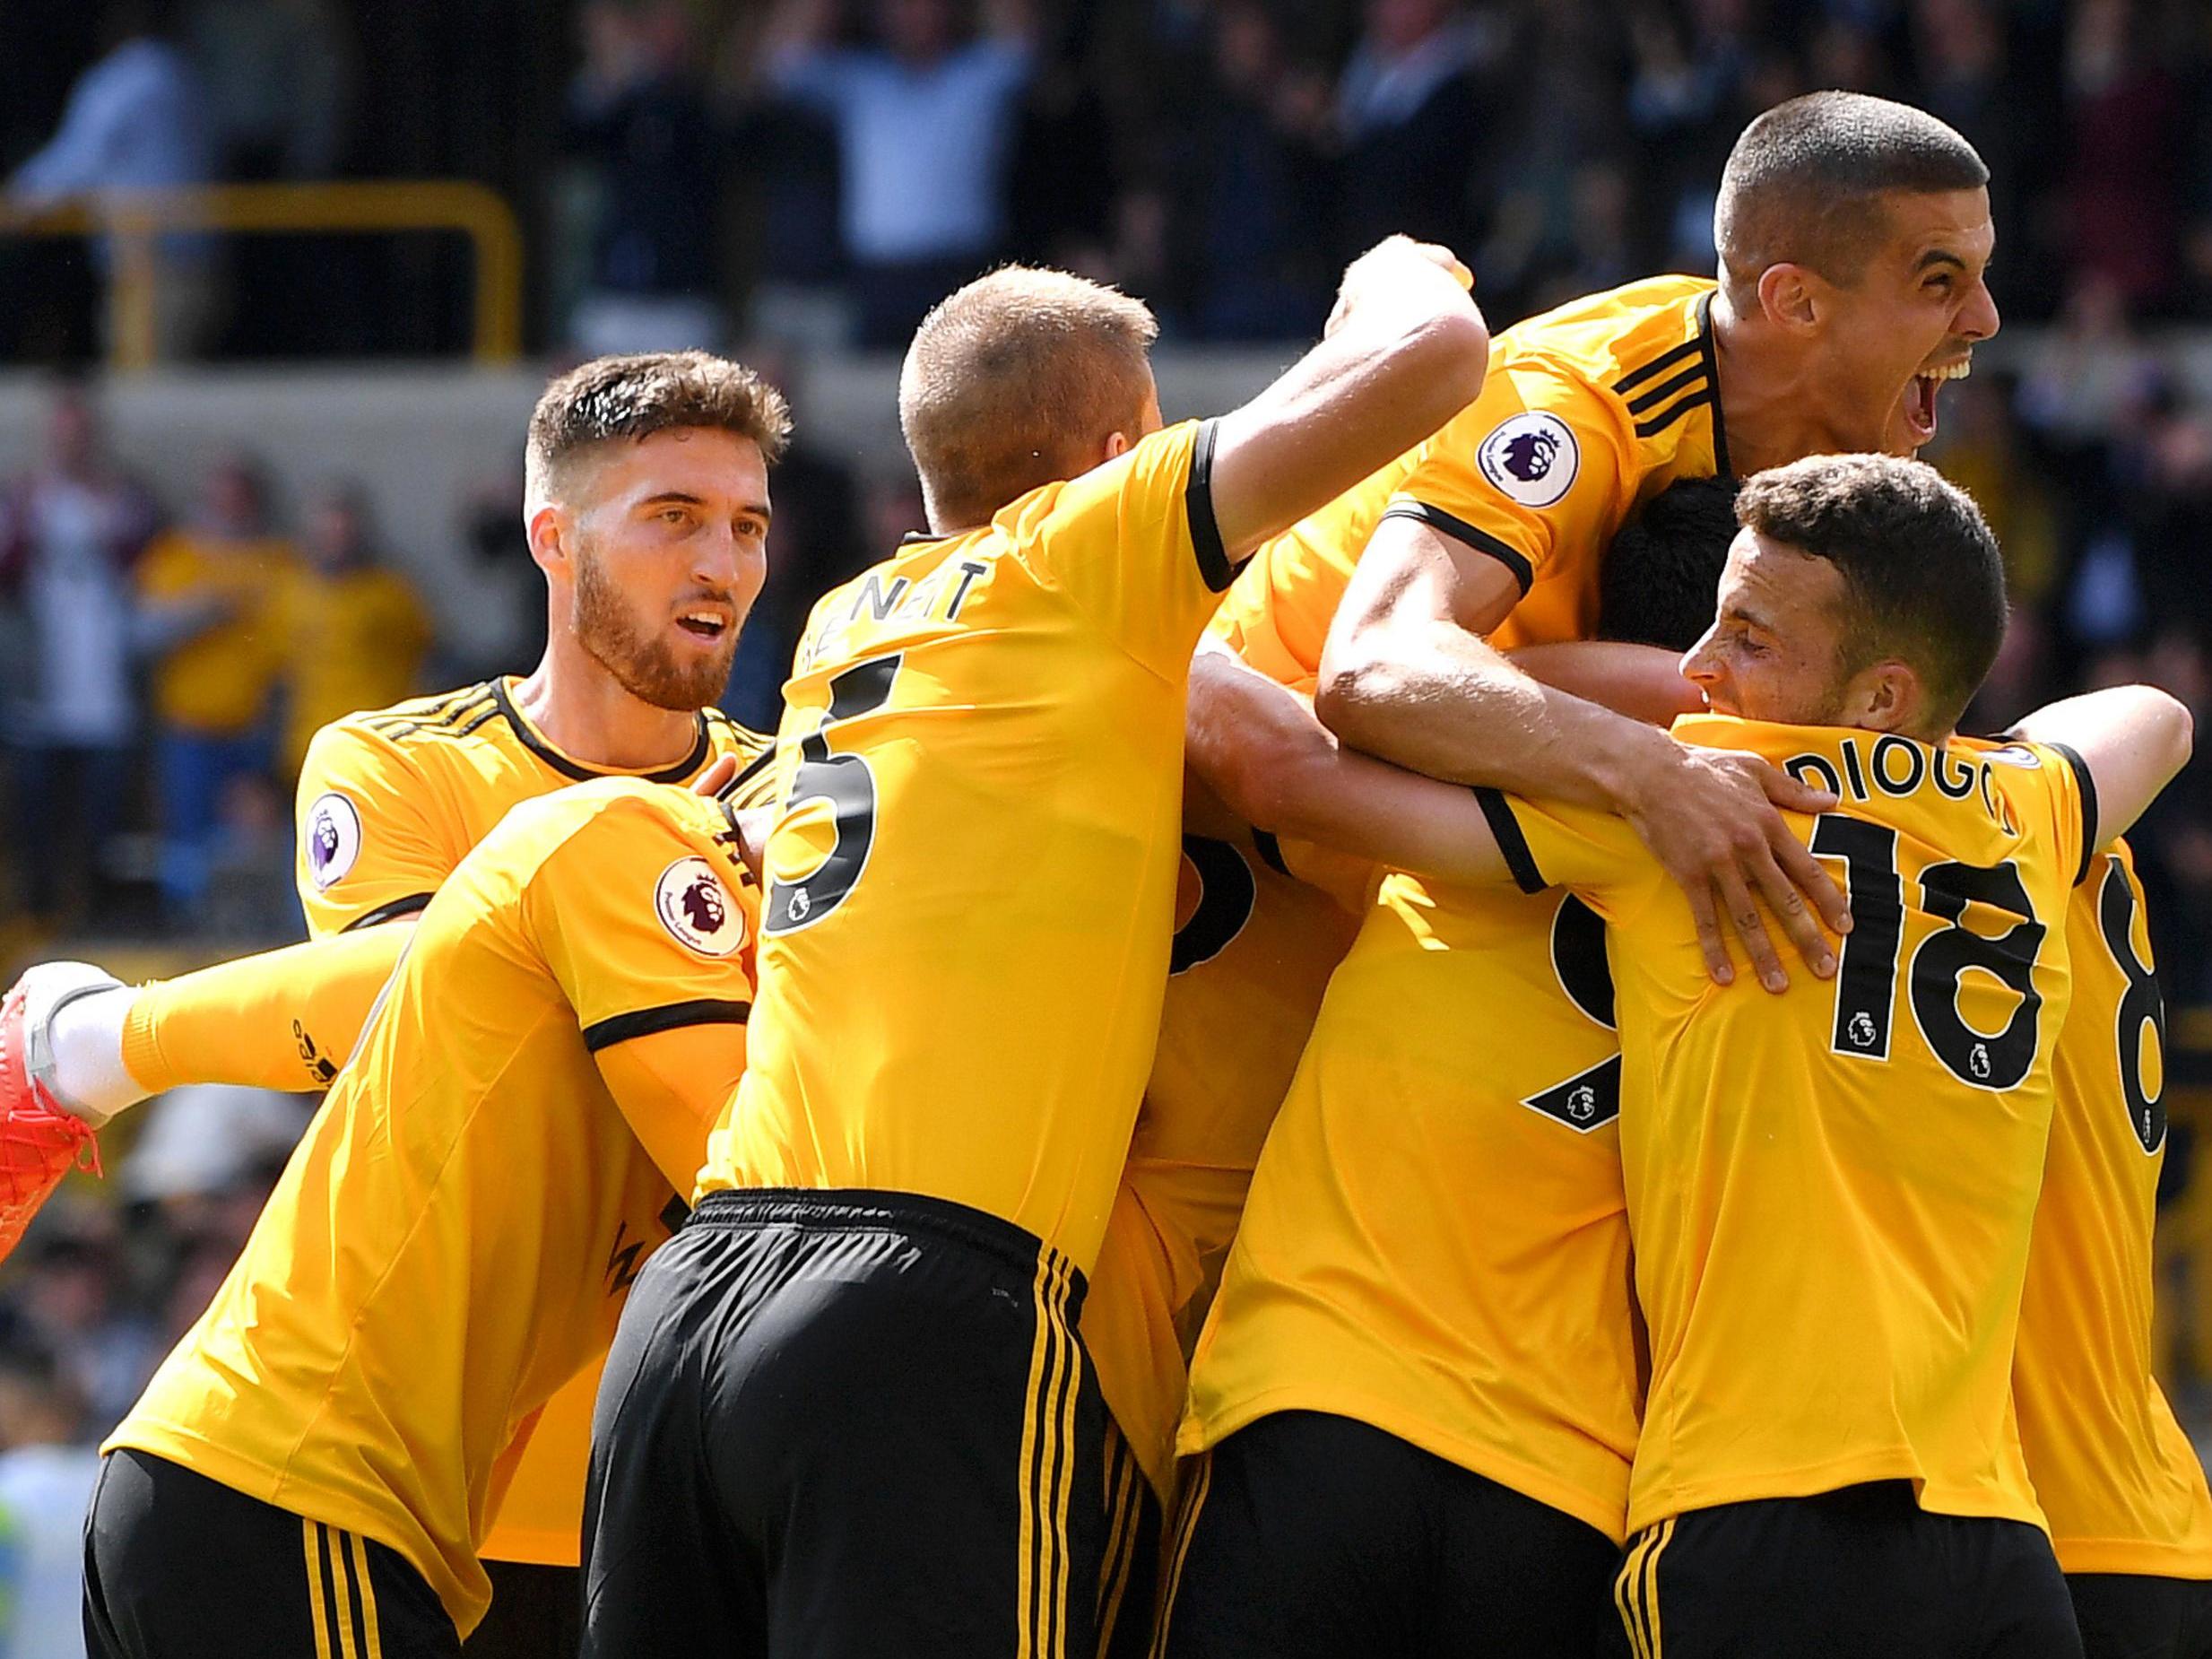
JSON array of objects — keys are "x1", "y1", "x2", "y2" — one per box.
[
  {"x1": 2049, "y1": 742, "x2": 2100, "y2": 887},
  {"x1": 1379, "y1": 501, "x2": 1535, "y2": 595},
  {"x1": 1250, "y1": 828, "x2": 1291, "y2": 878},
  {"x1": 340, "y1": 892, "x2": 435, "y2": 931},
  {"x1": 1472, "y1": 786, "x2": 1547, "y2": 893},
  {"x1": 583, "y1": 998, "x2": 752, "y2": 1053},
  {"x1": 1186, "y1": 418, "x2": 1241, "y2": 594}
]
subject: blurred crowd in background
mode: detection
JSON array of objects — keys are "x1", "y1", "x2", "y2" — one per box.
[
  {"x1": 0, "y1": 0, "x2": 2208, "y2": 1650},
  {"x1": 4, "y1": 0, "x2": 2212, "y2": 355}
]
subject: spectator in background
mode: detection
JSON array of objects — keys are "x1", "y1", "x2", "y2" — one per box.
[
  {"x1": 0, "y1": 1335, "x2": 100, "y2": 1659},
  {"x1": 1163, "y1": 0, "x2": 1335, "y2": 341},
  {"x1": 11, "y1": 1205, "x2": 156, "y2": 1437},
  {"x1": 3, "y1": 0, "x2": 217, "y2": 360},
  {"x1": 279, "y1": 481, "x2": 429, "y2": 773},
  {"x1": 0, "y1": 387, "x2": 158, "y2": 926},
  {"x1": 763, "y1": 0, "x2": 1036, "y2": 348},
  {"x1": 135, "y1": 454, "x2": 297, "y2": 920},
  {"x1": 1624, "y1": 0, "x2": 1758, "y2": 273},
  {"x1": 1911, "y1": 0, "x2": 2050, "y2": 313},
  {"x1": 565, "y1": 0, "x2": 729, "y2": 355},
  {"x1": 196, "y1": 772, "x2": 303, "y2": 941},
  {"x1": 183, "y1": 0, "x2": 349, "y2": 180},
  {"x1": 2061, "y1": 0, "x2": 2182, "y2": 314},
  {"x1": 121, "y1": 1081, "x2": 313, "y2": 1253},
  {"x1": 1332, "y1": 0, "x2": 1491, "y2": 261}
]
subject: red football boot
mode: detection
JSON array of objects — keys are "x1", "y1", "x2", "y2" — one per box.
[{"x1": 0, "y1": 979, "x2": 102, "y2": 1262}]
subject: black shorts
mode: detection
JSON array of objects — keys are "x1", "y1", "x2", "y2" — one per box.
[
  {"x1": 84, "y1": 1447, "x2": 459, "y2": 1659},
  {"x1": 582, "y1": 1188, "x2": 1106, "y2": 1659},
  {"x1": 1601, "y1": 1481, "x2": 2084, "y2": 1659},
  {"x1": 2068, "y1": 1572, "x2": 2212, "y2": 1659},
  {"x1": 1155, "y1": 1410, "x2": 1621, "y2": 1658},
  {"x1": 462, "y1": 1562, "x2": 580, "y2": 1659},
  {"x1": 1098, "y1": 1423, "x2": 1164, "y2": 1659}
]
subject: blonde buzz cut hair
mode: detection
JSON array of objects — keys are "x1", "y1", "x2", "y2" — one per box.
[
  {"x1": 523, "y1": 351, "x2": 793, "y2": 515},
  {"x1": 898, "y1": 266, "x2": 1160, "y2": 530}
]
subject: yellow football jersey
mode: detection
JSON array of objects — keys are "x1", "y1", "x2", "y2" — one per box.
[
  {"x1": 2014, "y1": 842, "x2": 2212, "y2": 1576},
  {"x1": 295, "y1": 675, "x2": 761, "y2": 940},
  {"x1": 1183, "y1": 872, "x2": 1638, "y2": 1538},
  {"x1": 1088, "y1": 830, "x2": 1361, "y2": 1497},
  {"x1": 109, "y1": 780, "x2": 760, "y2": 1636},
  {"x1": 700, "y1": 418, "x2": 1237, "y2": 1277},
  {"x1": 292, "y1": 675, "x2": 766, "y2": 1566},
  {"x1": 1495, "y1": 715, "x2": 2091, "y2": 1536},
  {"x1": 1209, "y1": 274, "x2": 1728, "y2": 677}
]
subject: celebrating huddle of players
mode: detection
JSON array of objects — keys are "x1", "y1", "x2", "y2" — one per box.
[{"x1": 0, "y1": 89, "x2": 2204, "y2": 1659}]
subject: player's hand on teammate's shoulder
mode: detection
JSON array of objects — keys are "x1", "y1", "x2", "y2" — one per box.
[{"x1": 1619, "y1": 739, "x2": 1849, "y2": 994}]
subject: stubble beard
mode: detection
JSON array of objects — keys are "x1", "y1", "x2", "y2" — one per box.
[{"x1": 572, "y1": 542, "x2": 735, "y2": 714}]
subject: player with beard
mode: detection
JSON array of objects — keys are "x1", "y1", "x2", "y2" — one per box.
[{"x1": 0, "y1": 351, "x2": 786, "y2": 1657}]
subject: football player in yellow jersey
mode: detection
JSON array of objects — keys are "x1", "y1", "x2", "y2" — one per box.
[
  {"x1": 2016, "y1": 840, "x2": 2212, "y2": 1658},
  {"x1": 74, "y1": 773, "x2": 768, "y2": 1659},
  {"x1": 1477, "y1": 458, "x2": 2188, "y2": 1658},
  {"x1": 580, "y1": 241, "x2": 1489, "y2": 1659},
  {"x1": 1216, "y1": 93, "x2": 2019, "y2": 995},
  {"x1": 0, "y1": 351, "x2": 787, "y2": 1655},
  {"x1": 1162, "y1": 480, "x2": 1739, "y2": 1659},
  {"x1": 1163, "y1": 456, "x2": 2190, "y2": 1656}
]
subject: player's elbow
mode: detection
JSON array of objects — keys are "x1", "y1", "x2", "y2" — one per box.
[
  {"x1": 1382, "y1": 311, "x2": 1490, "y2": 438},
  {"x1": 1313, "y1": 644, "x2": 1404, "y2": 754},
  {"x1": 1423, "y1": 309, "x2": 1493, "y2": 409},
  {"x1": 2148, "y1": 688, "x2": 2195, "y2": 783}
]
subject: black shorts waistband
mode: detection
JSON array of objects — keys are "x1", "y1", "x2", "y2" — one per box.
[{"x1": 690, "y1": 1187, "x2": 1088, "y2": 1301}]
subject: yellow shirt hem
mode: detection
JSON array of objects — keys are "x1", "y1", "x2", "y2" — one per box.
[
  {"x1": 103, "y1": 1420, "x2": 484, "y2": 1636},
  {"x1": 1629, "y1": 1454, "x2": 2047, "y2": 1538},
  {"x1": 1182, "y1": 1383, "x2": 1629, "y2": 1544},
  {"x1": 2052, "y1": 1537, "x2": 2212, "y2": 1579}
]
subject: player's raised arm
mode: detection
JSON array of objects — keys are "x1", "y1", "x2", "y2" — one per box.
[
  {"x1": 1186, "y1": 647, "x2": 1516, "y2": 889},
  {"x1": 2007, "y1": 686, "x2": 2195, "y2": 851},
  {"x1": 1207, "y1": 237, "x2": 1489, "y2": 561}
]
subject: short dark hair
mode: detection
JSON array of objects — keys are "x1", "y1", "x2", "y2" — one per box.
[
  {"x1": 899, "y1": 266, "x2": 1158, "y2": 530},
  {"x1": 1600, "y1": 477, "x2": 1740, "y2": 653},
  {"x1": 525, "y1": 352, "x2": 792, "y2": 507},
  {"x1": 1735, "y1": 454, "x2": 2005, "y2": 734},
  {"x1": 1716, "y1": 92, "x2": 1988, "y2": 306}
]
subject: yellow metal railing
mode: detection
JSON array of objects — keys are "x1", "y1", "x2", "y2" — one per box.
[{"x1": 1, "y1": 180, "x2": 523, "y2": 369}]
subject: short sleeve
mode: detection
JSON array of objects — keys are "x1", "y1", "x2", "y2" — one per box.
[
  {"x1": 1387, "y1": 360, "x2": 1634, "y2": 600},
  {"x1": 1017, "y1": 418, "x2": 1234, "y2": 679},
  {"x1": 1476, "y1": 788, "x2": 1652, "y2": 922},
  {"x1": 2009, "y1": 741, "x2": 2097, "y2": 889},
  {"x1": 295, "y1": 723, "x2": 459, "y2": 938},
  {"x1": 524, "y1": 789, "x2": 759, "y2": 1052}
]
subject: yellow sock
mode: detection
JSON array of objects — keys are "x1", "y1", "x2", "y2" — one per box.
[{"x1": 120, "y1": 925, "x2": 411, "y2": 1096}]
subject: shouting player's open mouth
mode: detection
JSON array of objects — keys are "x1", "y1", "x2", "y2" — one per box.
[
  {"x1": 675, "y1": 605, "x2": 732, "y2": 645},
  {"x1": 1902, "y1": 354, "x2": 1973, "y2": 445}
]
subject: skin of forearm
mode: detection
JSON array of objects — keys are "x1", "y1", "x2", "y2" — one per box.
[
  {"x1": 1321, "y1": 620, "x2": 1671, "y2": 811},
  {"x1": 1506, "y1": 642, "x2": 1706, "y2": 728},
  {"x1": 1187, "y1": 650, "x2": 1505, "y2": 887}
]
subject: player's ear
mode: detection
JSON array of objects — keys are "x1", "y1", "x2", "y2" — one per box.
[
  {"x1": 1849, "y1": 660, "x2": 1923, "y2": 734},
  {"x1": 1755, "y1": 264, "x2": 1821, "y2": 334},
  {"x1": 525, "y1": 503, "x2": 570, "y2": 579}
]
